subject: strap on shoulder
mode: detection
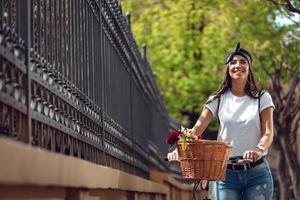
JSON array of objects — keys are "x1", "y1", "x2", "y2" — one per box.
[
  {"x1": 258, "y1": 90, "x2": 265, "y2": 136},
  {"x1": 217, "y1": 96, "x2": 221, "y2": 124},
  {"x1": 258, "y1": 90, "x2": 266, "y2": 114},
  {"x1": 258, "y1": 91, "x2": 261, "y2": 113},
  {"x1": 258, "y1": 90, "x2": 265, "y2": 112}
]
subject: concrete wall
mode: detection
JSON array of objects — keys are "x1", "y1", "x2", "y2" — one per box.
[{"x1": 0, "y1": 138, "x2": 208, "y2": 200}]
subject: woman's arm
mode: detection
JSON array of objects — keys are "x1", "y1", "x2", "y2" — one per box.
[
  {"x1": 191, "y1": 107, "x2": 214, "y2": 138},
  {"x1": 243, "y1": 106, "x2": 274, "y2": 161},
  {"x1": 257, "y1": 106, "x2": 274, "y2": 151}
]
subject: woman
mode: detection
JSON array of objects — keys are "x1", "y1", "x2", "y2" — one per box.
[{"x1": 167, "y1": 43, "x2": 274, "y2": 199}]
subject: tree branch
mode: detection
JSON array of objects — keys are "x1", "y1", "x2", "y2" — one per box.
[
  {"x1": 279, "y1": 43, "x2": 295, "y2": 78},
  {"x1": 270, "y1": 51, "x2": 285, "y2": 108},
  {"x1": 282, "y1": 60, "x2": 295, "y2": 77},
  {"x1": 288, "y1": 35, "x2": 300, "y2": 41},
  {"x1": 257, "y1": 55, "x2": 273, "y2": 78},
  {"x1": 268, "y1": 0, "x2": 300, "y2": 15},
  {"x1": 286, "y1": 14, "x2": 300, "y2": 25},
  {"x1": 256, "y1": 54, "x2": 285, "y2": 111},
  {"x1": 291, "y1": 88, "x2": 300, "y2": 116},
  {"x1": 282, "y1": 75, "x2": 300, "y2": 115},
  {"x1": 270, "y1": 51, "x2": 280, "y2": 71},
  {"x1": 268, "y1": 0, "x2": 285, "y2": 6},
  {"x1": 284, "y1": 0, "x2": 300, "y2": 15},
  {"x1": 291, "y1": 113, "x2": 300, "y2": 143}
]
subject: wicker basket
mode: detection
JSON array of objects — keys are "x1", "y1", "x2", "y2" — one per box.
[{"x1": 177, "y1": 140, "x2": 232, "y2": 180}]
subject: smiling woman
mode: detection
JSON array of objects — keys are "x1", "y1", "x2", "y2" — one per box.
[{"x1": 168, "y1": 43, "x2": 275, "y2": 200}]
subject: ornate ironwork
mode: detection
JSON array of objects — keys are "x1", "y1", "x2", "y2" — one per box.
[{"x1": 0, "y1": 0, "x2": 172, "y2": 179}]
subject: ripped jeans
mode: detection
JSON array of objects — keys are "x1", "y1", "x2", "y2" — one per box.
[{"x1": 214, "y1": 158, "x2": 273, "y2": 200}]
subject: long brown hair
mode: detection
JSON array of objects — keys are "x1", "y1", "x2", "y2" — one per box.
[{"x1": 206, "y1": 64, "x2": 259, "y2": 104}]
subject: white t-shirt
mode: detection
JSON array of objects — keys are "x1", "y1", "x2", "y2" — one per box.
[{"x1": 205, "y1": 90, "x2": 275, "y2": 157}]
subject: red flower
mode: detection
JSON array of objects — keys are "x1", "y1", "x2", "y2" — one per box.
[{"x1": 165, "y1": 131, "x2": 180, "y2": 145}]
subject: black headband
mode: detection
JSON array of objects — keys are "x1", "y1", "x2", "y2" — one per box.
[{"x1": 225, "y1": 42, "x2": 252, "y2": 66}]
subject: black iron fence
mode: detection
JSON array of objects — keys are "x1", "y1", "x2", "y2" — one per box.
[{"x1": 0, "y1": 0, "x2": 173, "y2": 179}]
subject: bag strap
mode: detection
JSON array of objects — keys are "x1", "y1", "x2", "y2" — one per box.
[
  {"x1": 258, "y1": 91, "x2": 261, "y2": 117},
  {"x1": 258, "y1": 90, "x2": 265, "y2": 136},
  {"x1": 216, "y1": 95, "x2": 221, "y2": 124}
]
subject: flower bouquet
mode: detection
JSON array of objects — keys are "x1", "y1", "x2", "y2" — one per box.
[
  {"x1": 165, "y1": 127, "x2": 232, "y2": 180},
  {"x1": 165, "y1": 127, "x2": 199, "y2": 151}
]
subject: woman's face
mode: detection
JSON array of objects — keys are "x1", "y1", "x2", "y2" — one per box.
[{"x1": 228, "y1": 55, "x2": 249, "y2": 81}]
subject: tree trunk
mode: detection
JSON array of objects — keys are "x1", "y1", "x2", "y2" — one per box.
[
  {"x1": 278, "y1": 136, "x2": 300, "y2": 199},
  {"x1": 277, "y1": 173, "x2": 289, "y2": 200}
]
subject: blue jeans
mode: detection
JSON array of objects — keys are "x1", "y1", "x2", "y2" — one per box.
[{"x1": 214, "y1": 158, "x2": 273, "y2": 200}]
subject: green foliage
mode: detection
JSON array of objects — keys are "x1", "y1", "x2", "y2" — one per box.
[
  {"x1": 178, "y1": 135, "x2": 189, "y2": 151},
  {"x1": 120, "y1": 0, "x2": 299, "y2": 129}
]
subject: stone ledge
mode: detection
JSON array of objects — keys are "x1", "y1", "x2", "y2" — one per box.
[
  {"x1": 150, "y1": 170, "x2": 197, "y2": 191},
  {"x1": 0, "y1": 137, "x2": 168, "y2": 195}
]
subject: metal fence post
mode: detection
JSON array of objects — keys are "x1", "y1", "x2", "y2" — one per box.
[{"x1": 17, "y1": 0, "x2": 31, "y2": 144}]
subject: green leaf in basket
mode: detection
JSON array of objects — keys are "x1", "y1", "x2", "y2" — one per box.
[
  {"x1": 179, "y1": 136, "x2": 188, "y2": 151},
  {"x1": 181, "y1": 142, "x2": 188, "y2": 151}
]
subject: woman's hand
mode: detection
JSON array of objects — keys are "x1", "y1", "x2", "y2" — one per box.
[
  {"x1": 167, "y1": 148, "x2": 179, "y2": 161},
  {"x1": 181, "y1": 126, "x2": 201, "y2": 140},
  {"x1": 243, "y1": 148, "x2": 263, "y2": 161}
]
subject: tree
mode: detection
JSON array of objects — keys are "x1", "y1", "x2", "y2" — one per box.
[
  {"x1": 257, "y1": 1, "x2": 300, "y2": 198},
  {"x1": 121, "y1": 0, "x2": 222, "y2": 127},
  {"x1": 121, "y1": 0, "x2": 289, "y2": 120},
  {"x1": 256, "y1": 43, "x2": 300, "y2": 199}
]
